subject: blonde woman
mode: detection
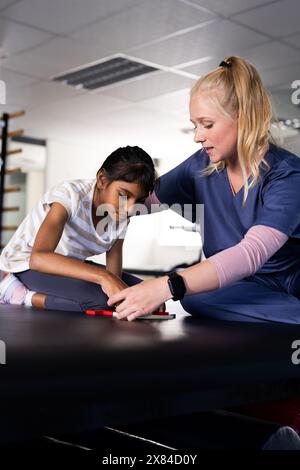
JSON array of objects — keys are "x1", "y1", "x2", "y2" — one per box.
[{"x1": 109, "y1": 56, "x2": 300, "y2": 324}]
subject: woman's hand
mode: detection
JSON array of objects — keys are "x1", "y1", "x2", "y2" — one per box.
[
  {"x1": 100, "y1": 272, "x2": 128, "y2": 299},
  {"x1": 107, "y1": 276, "x2": 172, "y2": 321}
]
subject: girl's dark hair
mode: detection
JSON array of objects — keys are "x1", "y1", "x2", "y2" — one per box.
[{"x1": 97, "y1": 146, "x2": 157, "y2": 195}]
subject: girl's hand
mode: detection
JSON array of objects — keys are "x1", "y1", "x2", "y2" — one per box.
[
  {"x1": 107, "y1": 277, "x2": 172, "y2": 321},
  {"x1": 101, "y1": 273, "x2": 128, "y2": 299}
]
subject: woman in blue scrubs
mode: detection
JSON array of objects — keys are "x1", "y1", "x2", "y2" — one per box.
[
  {"x1": 108, "y1": 56, "x2": 300, "y2": 324},
  {"x1": 158, "y1": 143, "x2": 300, "y2": 323}
]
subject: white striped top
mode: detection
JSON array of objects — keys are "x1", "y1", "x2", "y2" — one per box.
[{"x1": 0, "y1": 179, "x2": 128, "y2": 273}]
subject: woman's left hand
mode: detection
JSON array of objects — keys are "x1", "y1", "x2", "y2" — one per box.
[{"x1": 107, "y1": 276, "x2": 171, "y2": 321}]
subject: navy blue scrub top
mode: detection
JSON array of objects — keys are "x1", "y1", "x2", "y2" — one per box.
[{"x1": 156, "y1": 143, "x2": 300, "y2": 274}]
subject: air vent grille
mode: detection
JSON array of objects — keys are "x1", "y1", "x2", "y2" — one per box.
[{"x1": 53, "y1": 56, "x2": 158, "y2": 90}]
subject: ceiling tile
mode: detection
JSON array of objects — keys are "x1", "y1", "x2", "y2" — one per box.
[
  {"x1": 242, "y1": 41, "x2": 300, "y2": 71},
  {"x1": 131, "y1": 19, "x2": 267, "y2": 67},
  {"x1": 1, "y1": 37, "x2": 113, "y2": 79},
  {"x1": 0, "y1": 0, "x2": 20, "y2": 11},
  {"x1": 261, "y1": 63, "x2": 300, "y2": 90},
  {"x1": 71, "y1": 0, "x2": 216, "y2": 51},
  {"x1": 1, "y1": 0, "x2": 142, "y2": 34},
  {"x1": 139, "y1": 89, "x2": 191, "y2": 117},
  {"x1": 0, "y1": 66, "x2": 38, "y2": 89},
  {"x1": 181, "y1": 41, "x2": 300, "y2": 78},
  {"x1": 283, "y1": 33, "x2": 300, "y2": 48},
  {"x1": 183, "y1": 49, "x2": 300, "y2": 89},
  {"x1": 179, "y1": 57, "x2": 223, "y2": 76},
  {"x1": 25, "y1": 92, "x2": 133, "y2": 124},
  {"x1": 5, "y1": 80, "x2": 83, "y2": 108},
  {"x1": 100, "y1": 71, "x2": 195, "y2": 102},
  {"x1": 1, "y1": 0, "x2": 298, "y2": 149},
  {"x1": 0, "y1": 16, "x2": 52, "y2": 56},
  {"x1": 179, "y1": 0, "x2": 273, "y2": 17},
  {"x1": 234, "y1": 0, "x2": 300, "y2": 37}
]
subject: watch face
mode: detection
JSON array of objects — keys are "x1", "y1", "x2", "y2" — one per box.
[
  {"x1": 167, "y1": 278, "x2": 176, "y2": 297},
  {"x1": 168, "y1": 272, "x2": 186, "y2": 300}
]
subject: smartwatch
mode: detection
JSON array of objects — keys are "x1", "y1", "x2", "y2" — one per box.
[{"x1": 167, "y1": 271, "x2": 186, "y2": 301}]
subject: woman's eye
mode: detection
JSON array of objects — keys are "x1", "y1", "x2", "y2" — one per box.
[{"x1": 193, "y1": 123, "x2": 213, "y2": 131}]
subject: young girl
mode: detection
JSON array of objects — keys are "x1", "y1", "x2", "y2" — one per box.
[
  {"x1": 0, "y1": 145, "x2": 156, "y2": 312},
  {"x1": 108, "y1": 56, "x2": 300, "y2": 323}
]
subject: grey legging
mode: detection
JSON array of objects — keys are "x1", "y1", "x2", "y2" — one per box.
[{"x1": 15, "y1": 261, "x2": 142, "y2": 312}]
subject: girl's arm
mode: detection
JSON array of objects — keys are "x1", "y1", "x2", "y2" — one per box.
[
  {"x1": 30, "y1": 202, "x2": 125, "y2": 290},
  {"x1": 106, "y1": 238, "x2": 124, "y2": 279}
]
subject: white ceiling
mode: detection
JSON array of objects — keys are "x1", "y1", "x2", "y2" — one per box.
[{"x1": 0, "y1": 0, "x2": 299, "y2": 147}]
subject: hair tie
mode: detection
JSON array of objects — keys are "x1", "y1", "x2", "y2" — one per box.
[{"x1": 219, "y1": 60, "x2": 231, "y2": 68}]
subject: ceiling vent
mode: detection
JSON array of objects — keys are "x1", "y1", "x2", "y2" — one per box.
[{"x1": 53, "y1": 55, "x2": 158, "y2": 90}]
